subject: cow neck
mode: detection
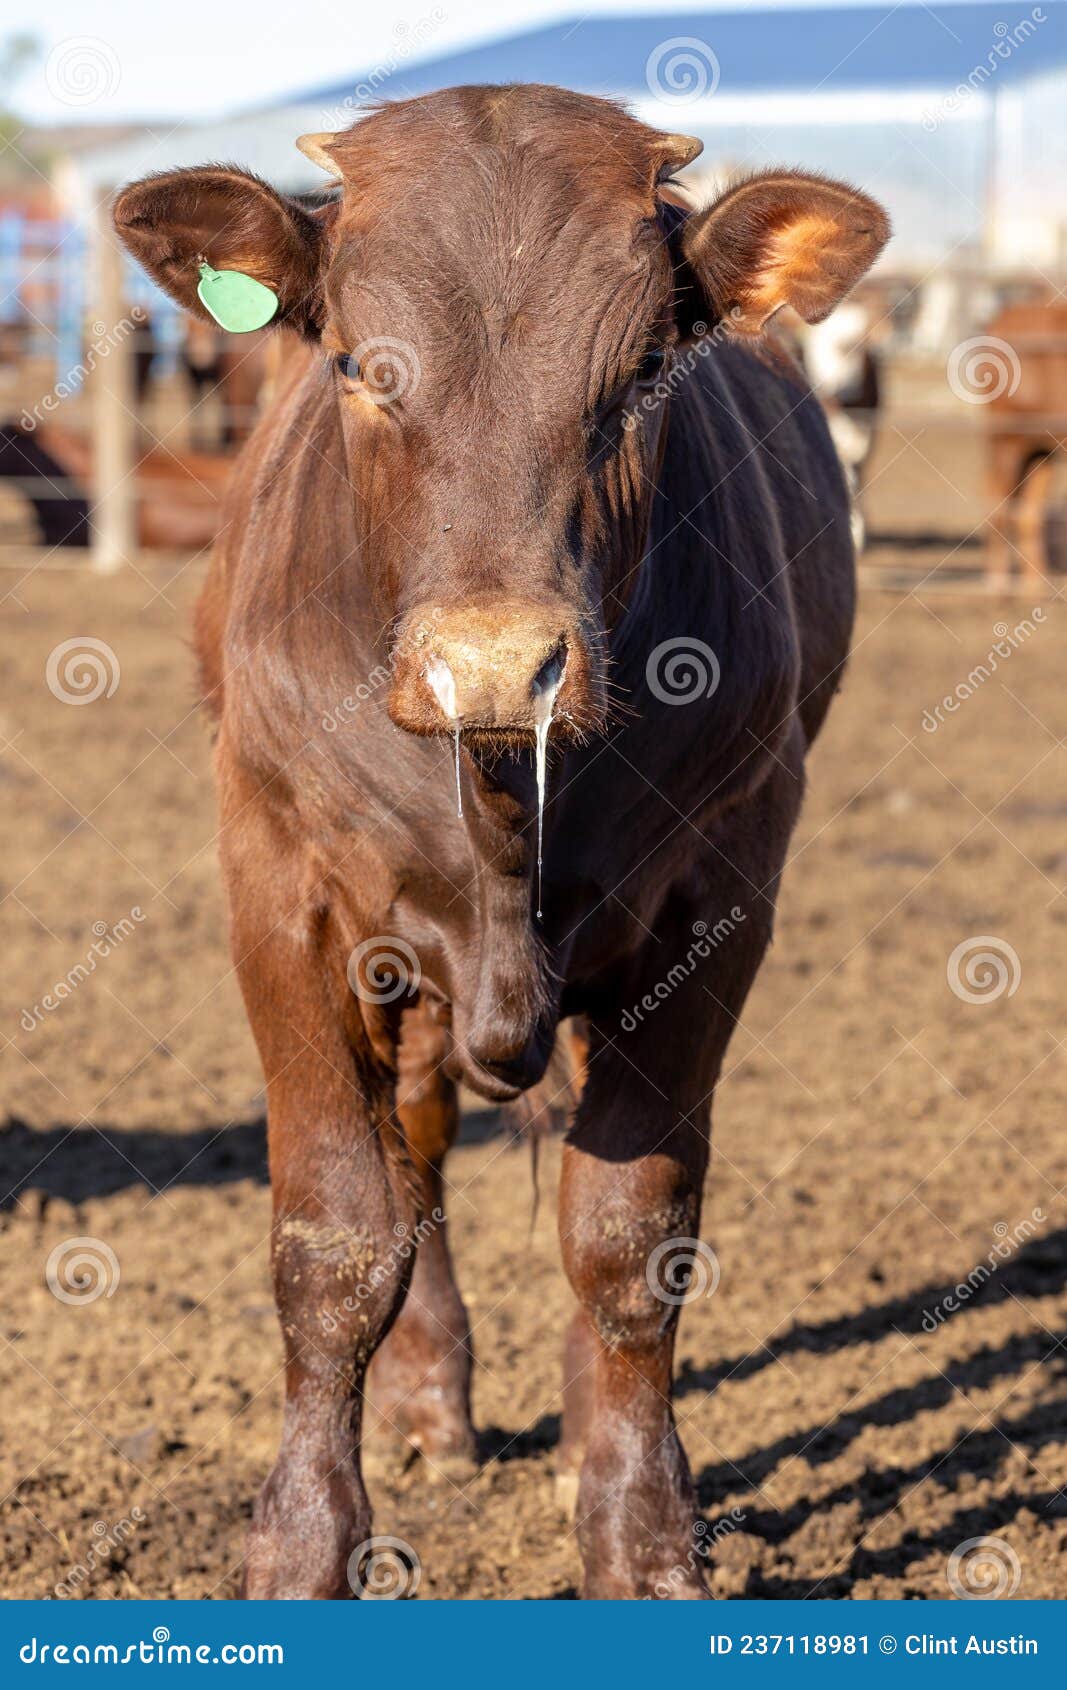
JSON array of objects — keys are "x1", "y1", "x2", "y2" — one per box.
[
  {"x1": 457, "y1": 745, "x2": 557, "y2": 1047},
  {"x1": 461, "y1": 744, "x2": 540, "y2": 920}
]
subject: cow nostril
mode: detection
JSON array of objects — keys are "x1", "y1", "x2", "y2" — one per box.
[
  {"x1": 425, "y1": 655, "x2": 458, "y2": 721},
  {"x1": 531, "y1": 642, "x2": 567, "y2": 701}
]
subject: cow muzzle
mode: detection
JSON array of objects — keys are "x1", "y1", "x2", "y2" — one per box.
[{"x1": 388, "y1": 598, "x2": 598, "y2": 744}]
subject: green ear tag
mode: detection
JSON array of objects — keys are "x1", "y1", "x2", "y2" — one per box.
[{"x1": 196, "y1": 263, "x2": 279, "y2": 332}]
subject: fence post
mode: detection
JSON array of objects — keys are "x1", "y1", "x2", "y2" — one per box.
[{"x1": 90, "y1": 191, "x2": 136, "y2": 574}]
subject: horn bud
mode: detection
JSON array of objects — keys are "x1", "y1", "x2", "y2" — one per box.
[
  {"x1": 296, "y1": 132, "x2": 342, "y2": 178},
  {"x1": 660, "y1": 133, "x2": 704, "y2": 170}
]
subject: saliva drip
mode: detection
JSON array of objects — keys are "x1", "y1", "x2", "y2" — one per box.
[
  {"x1": 424, "y1": 657, "x2": 463, "y2": 820},
  {"x1": 532, "y1": 661, "x2": 564, "y2": 921}
]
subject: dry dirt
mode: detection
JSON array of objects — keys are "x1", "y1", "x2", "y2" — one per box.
[{"x1": 1, "y1": 556, "x2": 1066, "y2": 1600}]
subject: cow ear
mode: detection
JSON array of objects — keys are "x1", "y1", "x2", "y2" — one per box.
[
  {"x1": 113, "y1": 166, "x2": 325, "y2": 337},
  {"x1": 679, "y1": 170, "x2": 889, "y2": 337}
]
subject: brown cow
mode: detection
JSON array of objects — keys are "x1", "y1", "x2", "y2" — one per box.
[
  {"x1": 114, "y1": 84, "x2": 888, "y2": 1600},
  {"x1": 983, "y1": 297, "x2": 1067, "y2": 588}
]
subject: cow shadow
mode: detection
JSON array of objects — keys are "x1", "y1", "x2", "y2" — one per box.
[
  {"x1": 727, "y1": 1391, "x2": 1067, "y2": 1596},
  {"x1": 0, "y1": 1112, "x2": 270, "y2": 1212},
  {"x1": 478, "y1": 1412, "x2": 561, "y2": 1466},
  {"x1": 696, "y1": 1334, "x2": 1067, "y2": 1510},
  {"x1": 677, "y1": 1225, "x2": 1067, "y2": 1398},
  {"x1": 684, "y1": 1228, "x2": 1067, "y2": 1594},
  {"x1": 0, "y1": 1104, "x2": 516, "y2": 1211},
  {"x1": 736, "y1": 1471, "x2": 1066, "y2": 1598}
]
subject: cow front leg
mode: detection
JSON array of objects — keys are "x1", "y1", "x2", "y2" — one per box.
[
  {"x1": 242, "y1": 985, "x2": 413, "y2": 1599},
  {"x1": 224, "y1": 844, "x2": 416, "y2": 1597},
  {"x1": 246, "y1": 1075, "x2": 412, "y2": 1599},
  {"x1": 365, "y1": 1002, "x2": 475, "y2": 1476},
  {"x1": 557, "y1": 777, "x2": 790, "y2": 1597},
  {"x1": 554, "y1": 929, "x2": 777, "y2": 1603},
  {"x1": 559, "y1": 1088, "x2": 710, "y2": 1600}
]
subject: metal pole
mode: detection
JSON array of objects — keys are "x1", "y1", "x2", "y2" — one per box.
[{"x1": 90, "y1": 190, "x2": 136, "y2": 574}]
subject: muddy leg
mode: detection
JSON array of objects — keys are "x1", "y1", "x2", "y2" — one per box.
[
  {"x1": 558, "y1": 865, "x2": 783, "y2": 1598},
  {"x1": 225, "y1": 841, "x2": 414, "y2": 1598},
  {"x1": 555, "y1": 1018, "x2": 596, "y2": 1514},
  {"x1": 559, "y1": 1060, "x2": 711, "y2": 1599},
  {"x1": 366, "y1": 1003, "x2": 475, "y2": 1473},
  {"x1": 248, "y1": 1087, "x2": 411, "y2": 1597}
]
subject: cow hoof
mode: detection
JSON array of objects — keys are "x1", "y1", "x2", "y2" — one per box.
[
  {"x1": 366, "y1": 1346, "x2": 475, "y2": 1478},
  {"x1": 555, "y1": 1470, "x2": 580, "y2": 1520},
  {"x1": 364, "y1": 1421, "x2": 476, "y2": 1487},
  {"x1": 244, "y1": 1489, "x2": 363, "y2": 1599},
  {"x1": 581, "y1": 1568, "x2": 711, "y2": 1600}
]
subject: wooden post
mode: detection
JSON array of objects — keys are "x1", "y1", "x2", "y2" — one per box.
[{"x1": 90, "y1": 191, "x2": 136, "y2": 574}]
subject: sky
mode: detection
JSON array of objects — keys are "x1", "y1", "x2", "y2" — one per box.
[{"x1": 6, "y1": 0, "x2": 989, "y2": 126}]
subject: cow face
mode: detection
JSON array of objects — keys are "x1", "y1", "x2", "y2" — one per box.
[{"x1": 114, "y1": 85, "x2": 887, "y2": 751}]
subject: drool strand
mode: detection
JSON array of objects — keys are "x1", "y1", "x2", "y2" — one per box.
[
  {"x1": 531, "y1": 654, "x2": 565, "y2": 922},
  {"x1": 424, "y1": 656, "x2": 462, "y2": 820}
]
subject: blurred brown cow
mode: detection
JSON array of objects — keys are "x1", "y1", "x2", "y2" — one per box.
[{"x1": 984, "y1": 297, "x2": 1067, "y2": 589}]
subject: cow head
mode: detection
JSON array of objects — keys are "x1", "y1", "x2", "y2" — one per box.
[{"x1": 114, "y1": 85, "x2": 888, "y2": 752}]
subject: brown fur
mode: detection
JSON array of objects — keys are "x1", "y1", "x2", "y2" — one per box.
[{"x1": 114, "y1": 82, "x2": 887, "y2": 1599}]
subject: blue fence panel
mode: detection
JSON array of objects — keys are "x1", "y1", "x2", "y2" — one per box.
[{"x1": 0, "y1": 210, "x2": 181, "y2": 386}]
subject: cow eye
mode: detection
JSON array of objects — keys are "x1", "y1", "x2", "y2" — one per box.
[
  {"x1": 635, "y1": 346, "x2": 667, "y2": 386},
  {"x1": 335, "y1": 353, "x2": 361, "y2": 382}
]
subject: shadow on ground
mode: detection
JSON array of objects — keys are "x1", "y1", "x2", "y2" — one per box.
[{"x1": 0, "y1": 1104, "x2": 513, "y2": 1211}]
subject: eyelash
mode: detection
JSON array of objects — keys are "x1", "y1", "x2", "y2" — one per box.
[{"x1": 635, "y1": 346, "x2": 667, "y2": 385}]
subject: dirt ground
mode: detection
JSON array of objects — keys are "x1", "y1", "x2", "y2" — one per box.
[{"x1": 1, "y1": 553, "x2": 1065, "y2": 1601}]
